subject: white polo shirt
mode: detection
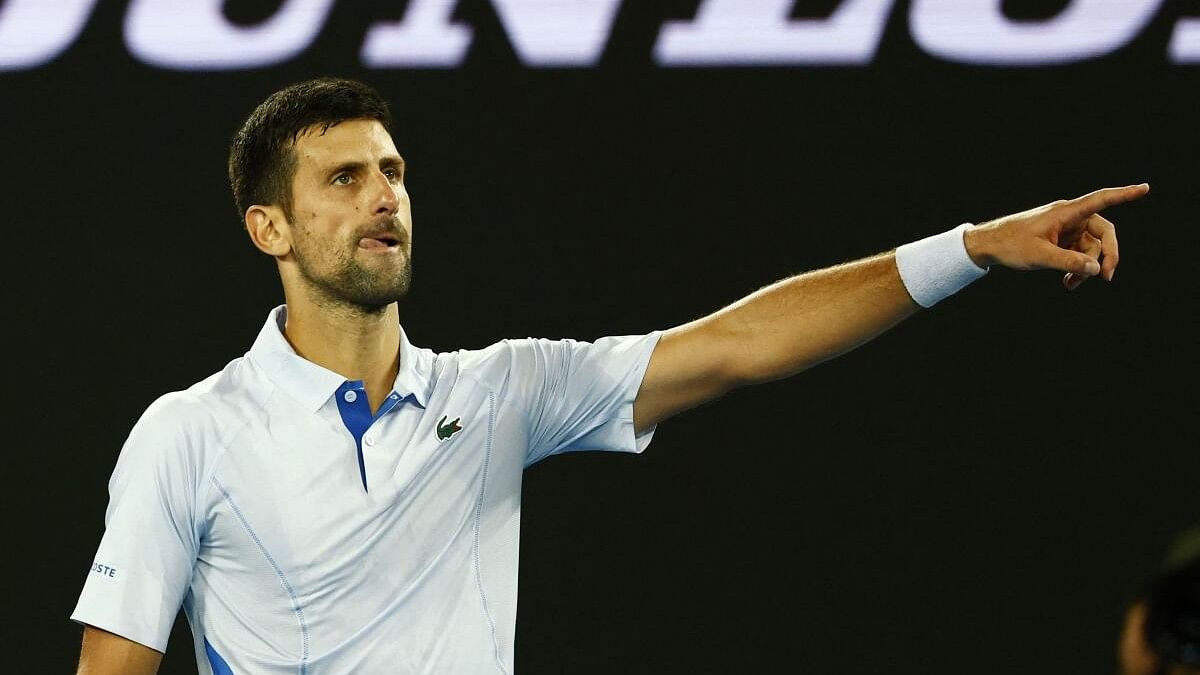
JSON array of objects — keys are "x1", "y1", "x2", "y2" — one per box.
[{"x1": 72, "y1": 305, "x2": 660, "y2": 674}]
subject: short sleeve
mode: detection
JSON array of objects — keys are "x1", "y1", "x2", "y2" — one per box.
[
  {"x1": 70, "y1": 395, "x2": 204, "y2": 652},
  {"x1": 510, "y1": 332, "x2": 661, "y2": 466}
]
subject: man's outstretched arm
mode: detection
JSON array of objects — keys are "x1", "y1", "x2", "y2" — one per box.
[
  {"x1": 76, "y1": 625, "x2": 162, "y2": 675},
  {"x1": 632, "y1": 183, "x2": 1148, "y2": 432}
]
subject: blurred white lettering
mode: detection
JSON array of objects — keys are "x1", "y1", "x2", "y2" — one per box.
[
  {"x1": 911, "y1": 0, "x2": 1163, "y2": 65},
  {"x1": 1169, "y1": 17, "x2": 1200, "y2": 62},
  {"x1": 491, "y1": 0, "x2": 622, "y2": 65},
  {"x1": 654, "y1": 0, "x2": 894, "y2": 65},
  {"x1": 0, "y1": 0, "x2": 1195, "y2": 70},
  {"x1": 361, "y1": 0, "x2": 472, "y2": 67},
  {"x1": 0, "y1": 0, "x2": 98, "y2": 70},
  {"x1": 124, "y1": 0, "x2": 336, "y2": 70},
  {"x1": 363, "y1": 0, "x2": 621, "y2": 67}
]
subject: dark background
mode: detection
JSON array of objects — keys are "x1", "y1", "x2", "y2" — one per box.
[{"x1": 4, "y1": 1, "x2": 1198, "y2": 673}]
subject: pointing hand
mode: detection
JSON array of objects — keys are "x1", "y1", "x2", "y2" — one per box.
[{"x1": 963, "y1": 183, "x2": 1149, "y2": 289}]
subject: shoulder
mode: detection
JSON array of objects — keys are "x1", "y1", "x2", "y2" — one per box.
[
  {"x1": 437, "y1": 338, "x2": 567, "y2": 386},
  {"x1": 441, "y1": 335, "x2": 658, "y2": 375},
  {"x1": 449, "y1": 338, "x2": 559, "y2": 367},
  {"x1": 148, "y1": 356, "x2": 253, "y2": 421},
  {"x1": 418, "y1": 339, "x2": 548, "y2": 403},
  {"x1": 121, "y1": 357, "x2": 260, "y2": 469}
]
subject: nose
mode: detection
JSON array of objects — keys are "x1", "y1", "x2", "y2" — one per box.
[{"x1": 368, "y1": 169, "x2": 400, "y2": 216}]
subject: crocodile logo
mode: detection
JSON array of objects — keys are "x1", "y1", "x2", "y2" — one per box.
[{"x1": 436, "y1": 415, "x2": 463, "y2": 441}]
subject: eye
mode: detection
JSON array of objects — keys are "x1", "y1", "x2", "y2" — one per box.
[
  {"x1": 384, "y1": 167, "x2": 401, "y2": 182},
  {"x1": 333, "y1": 173, "x2": 353, "y2": 185}
]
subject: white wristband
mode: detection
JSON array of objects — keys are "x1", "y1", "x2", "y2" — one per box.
[{"x1": 895, "y1": 223, "x2": 989, "y2": 308}]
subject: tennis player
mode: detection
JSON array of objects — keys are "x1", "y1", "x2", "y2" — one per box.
[{"x1": 72, "y1": 78, "x2": 1147, "y2": 674}]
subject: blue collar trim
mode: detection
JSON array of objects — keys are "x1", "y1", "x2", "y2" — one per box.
[
  {"x1": 334, "y1": 381, "x2": 406, "y2": 492},
  {"x1": 247, "y1": 305, "x2": 436, "y2": 413}
]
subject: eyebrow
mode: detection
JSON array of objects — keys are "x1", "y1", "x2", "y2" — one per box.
[{"x1": 326, "y1": 155, "x2": 406, "y2": 179}]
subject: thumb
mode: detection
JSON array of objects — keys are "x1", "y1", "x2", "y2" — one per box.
[{"x1": 1045, "y1": 244, "x2": 1101, "y2": 276}]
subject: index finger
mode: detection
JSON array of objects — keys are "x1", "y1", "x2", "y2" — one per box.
[{"x1": 1067, "y1": 183, "x2": 1150, "y2": 218}]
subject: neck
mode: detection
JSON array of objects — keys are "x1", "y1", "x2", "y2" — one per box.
[{"x1": 281, "y1": 291, "x2": 402, "y2": 414}]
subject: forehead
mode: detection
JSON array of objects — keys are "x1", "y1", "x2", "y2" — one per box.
[{"x1": 292, "y1": 118, "x2": 399, "y2": 169}]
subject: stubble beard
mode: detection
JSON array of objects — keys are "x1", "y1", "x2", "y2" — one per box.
[{"x1": 292, "y1": 227, "x2": 413, "y2": 315}]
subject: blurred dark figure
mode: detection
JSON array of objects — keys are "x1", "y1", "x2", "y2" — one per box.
[{"x1": 1120, "y1": 525, "x2": 1200, "y2": 675}]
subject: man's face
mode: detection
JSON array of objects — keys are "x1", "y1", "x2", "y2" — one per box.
[{"x1": 284, "y1": 118, "x2": 412, "y2": 310}]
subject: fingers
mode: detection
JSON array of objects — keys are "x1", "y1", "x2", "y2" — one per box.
[
  {"x1": 1057, "y1": 186, "x2": 1133, "y2": 286},
  {"x1": 977, "y1": 183, "x2": 1142, "y2": 289},
  {"x1": 1061, "y1": 231, "x2": 1103, "y2": 291},
  {"x1": 1060, "y1": 224, "x2": 1119, "y2": 290},
  {"x1": 1039, "y1": 240, "x2": 1100, "y2": 277},
  {"x1": 1086, "y1": 214, "x2": 1119, "y2": 281},
  {"x1": 1078, "y1": 230, "x2": 1103, "y2": 260},
  {"x1": 1066, "y1": 183, "x2": 1149, "y2": 219},
  {"x1": 1060, "y1": 217, "x2": 1117, "y2": 287}
]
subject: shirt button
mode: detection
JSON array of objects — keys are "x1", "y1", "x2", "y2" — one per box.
[
  {"x1": 364, "y1": 436, "x2": 376, "y2": 447},
  {"x1": 343, "y1": 391, "x2": 358, "y2": 403},
  {"x1": 389, "y1": 393, "x2": 399, "y2": 400}
]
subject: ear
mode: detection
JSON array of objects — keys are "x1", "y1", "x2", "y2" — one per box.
[{"x1": 245, "y1": 205, "x2": 292, "y2": 257}]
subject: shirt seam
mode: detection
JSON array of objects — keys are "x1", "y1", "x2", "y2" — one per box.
[
  {"x1": 212, "y1": 475, "x2": 311, "y2": 674},
  {"x1": 472, "y1": 391, "x2": 509, "y2": 675},
  {"x1": 192, "y1": 385, "x2": 274, "y2": 542},
  {"x1": 451, "y1": 345, "x2": 548, "y2": 465}
]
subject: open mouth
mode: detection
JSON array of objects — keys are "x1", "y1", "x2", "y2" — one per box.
[{"x1": 359, "y1": 235, "x2": 400, "y2": 250}]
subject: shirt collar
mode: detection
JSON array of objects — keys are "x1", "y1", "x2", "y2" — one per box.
[{"x1": 247, "y1": 304, "x2": 434, "y2": 413}]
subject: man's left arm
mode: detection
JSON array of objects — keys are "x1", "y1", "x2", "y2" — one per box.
[{"x1": 633, "y1": 183, "x2": 1148, "y2": 433}]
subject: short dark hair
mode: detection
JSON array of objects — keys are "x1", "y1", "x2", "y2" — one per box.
[{"x1": 228, "y1": 77, "x2": 392, "y2": 220}]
